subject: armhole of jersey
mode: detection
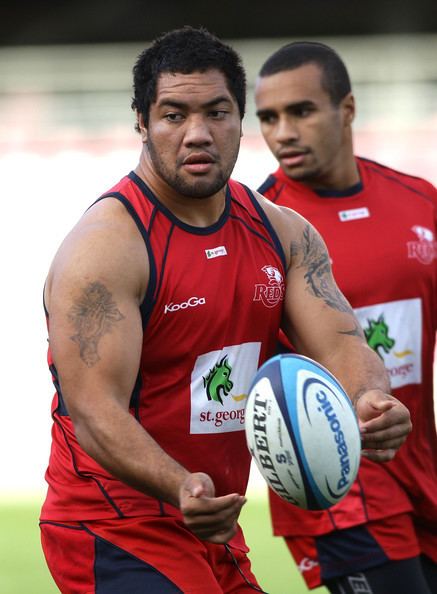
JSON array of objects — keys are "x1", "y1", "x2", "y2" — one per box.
[
  {"x1": 257, "y1": 174, "x2": 277, "y2": 197},
  {"x1": 94, "y1": 192, "x2": 157, "y2": 330},
  {"x1": 240, "y1": 183, "x2": 287, "y2": 272}
]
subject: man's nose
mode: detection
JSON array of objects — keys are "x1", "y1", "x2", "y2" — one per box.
[
  {"x1": 183, "y1": 115, "x2": 213, "y2": 146},
  {"x1": 276, "y1": 117, "x2": 299, "y2": 143}
]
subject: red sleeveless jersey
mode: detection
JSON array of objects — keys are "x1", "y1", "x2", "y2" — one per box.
[
  {"x1": 259, "y1": 157, "x2": 437, "y2": 538},
  {"x1": 41, "y1": 173, "x2": 286, "y2": 526}
]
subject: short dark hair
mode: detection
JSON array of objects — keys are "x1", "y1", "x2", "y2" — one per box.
[
  {"x1": 259, "y1": 41, "x2": 351, "y2": 106},
  {"x1": 132, "y1": 26, "x2": 246, "y2": 129}
]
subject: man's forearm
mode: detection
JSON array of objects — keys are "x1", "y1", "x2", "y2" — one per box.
[
  {"x1": 322, "y1": 338, "x2": 391, "y2": 406},
  {"x1": 72, "y1": 400, "x2": 189, "y2": 507}
]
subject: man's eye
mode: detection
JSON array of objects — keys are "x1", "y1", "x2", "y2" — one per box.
[
  {"x1": 259, "y1": 114, "x2": 276, "y2": 125},
  {"x1": 165, "y1": 113, "x2": 184, "y2": 122},
  {"x1": 210, "y1": 110, "x2": 228, "y2": 119},
  {"x1": 296, "y1": 107, "x2": 313, "y2": 118}
]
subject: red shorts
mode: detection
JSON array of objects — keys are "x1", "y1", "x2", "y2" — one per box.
[
  {"x1": 285, "y1": 513, "x2": 426, "y2": 589},
  {"x1": 40, "y1": 515, "x2": 262, "y2": 594}
]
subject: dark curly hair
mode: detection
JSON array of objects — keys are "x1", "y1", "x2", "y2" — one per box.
[
  {"x1": 132, "y1": 26, "x2": 246, "y2": 130},
  {"x1": 259, "y1": 41, "x2": 351, "y2": 106}
]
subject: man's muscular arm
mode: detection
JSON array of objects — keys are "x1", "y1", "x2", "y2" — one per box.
[{"x1": 46, "y1": 199, "x2": 244, "y2": 542}]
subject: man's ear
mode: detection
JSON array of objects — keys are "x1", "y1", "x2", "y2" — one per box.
[
  {"x1": 341, "y1": 92, "x2": 355, "y2": 126},
  {"x1": 137, "y1": 112, "x2": 148, "y2": 142}
]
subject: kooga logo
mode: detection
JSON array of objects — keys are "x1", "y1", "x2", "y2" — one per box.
[{"x1": 164, "y1": 296, "x2": 206, "y2": 314}]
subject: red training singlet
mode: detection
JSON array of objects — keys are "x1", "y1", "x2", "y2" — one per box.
[
  {"x1": 41, "y1": 173, "x2": 286, "y2": 538},
  {"x1": 259, "y1": 157, "x2": 437, "y2": 550}
]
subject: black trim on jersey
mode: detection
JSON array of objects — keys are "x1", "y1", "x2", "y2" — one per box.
[
  {"x1": 326, "y1": 505, "x2": 339, "y2": 531},
  {"x1": 94, "y1": 191, "x2": 157, "y2": 331},
  {"x1": 315, "y1": 180, "x2": 363, "y2": 198},
  {"x1": 356, "y1": 474, "x2": 370, "y2": 522},
  {"x1": 260, "y1": 158, "x2": 436, "y2": 205},
  {"x1": 258, "y1": 175, "x2": 287, "y2": 205},
  {"x1": 259, "y1": 173, "x2": 364, "y2": 199},
  {"x1": 48, "y1": 366, "x2": 162, "y2": 519},
  {"x1": 79, "y1": 523, "x2": 184, "y2": 593},
  {"x1": 326, "y1": 474, "x2": 370, "y2": 531},
  {"x1": 49, "y1": 363, "x2": 69, "y2": 416},
  {"x1": 359, "y1": 156, "x2": 437, "y2": 205},
  {"x1": 224, "y1": 544, "x2": 268, "y2": 593},
  {"x1": 128, "y1": 171, "x2": 232, "y2": 236},
  {"x1": 155, "y1": 223, "x2": 176, "y2": 302},
  {"x1": 241, "y1": 184, "x2": 287, "y2": 272},
  {"x1": 229, "y1": 212, "x2": 280, "y2": 251},
  {"x1": 229, "y1": 188, "x2": 270, "y2": 227},
  {"x1": 147, "y1": 203, "x2": 158, "y2": 235},
  {"x1": 51, "y1": 407, "x2": 125, "y2": 518},
  {"x1": 257, "y1": 174, "x2": 279, "y2": 198},
  {"x1": 40, "y1": 520, "x2": 85, "y2": 530}
]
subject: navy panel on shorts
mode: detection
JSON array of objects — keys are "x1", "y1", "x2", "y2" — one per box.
[
  {"x1": 316, "y1": 525, "x2": 390, "y2": 581},
  {"x1": 94, "y1": 537, "x2": 183, "y2": 593}
]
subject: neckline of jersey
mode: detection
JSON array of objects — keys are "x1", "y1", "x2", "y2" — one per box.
[
  {"x1": 275, "y1": 159, "x2": 364, "y2": 199},
  {"x1": 128, "y1": 171, "x2": 232, "y2": 235},
  {"x1": 315, "y1": 179, "x2": 363, "y2": 198}
]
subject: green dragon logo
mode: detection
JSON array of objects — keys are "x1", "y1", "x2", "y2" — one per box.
[
  {"x1": 364, "y1": 315, "x2": 395, "y2": 357},
  {"x1": 203, "y1": 355, "x2": 233, "y2": 405}
]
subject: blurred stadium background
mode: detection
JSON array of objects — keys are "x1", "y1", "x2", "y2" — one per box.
[{"x1": 1, "y1": 2, "x2": 436, "y2": 592}]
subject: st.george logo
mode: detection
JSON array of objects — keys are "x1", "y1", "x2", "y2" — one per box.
[
  {"x1": 253, "y1": 265, "x2": 285, "y2": 308},
  {"x1": 364, "y1": 315, "x2": 395, "y2": 357},
  {"x1": 203, "y1": 355, "x2": 233, "y2": 404},
  {"x1": 364, "y1": 312, "x2": 415, "y2": 366}
]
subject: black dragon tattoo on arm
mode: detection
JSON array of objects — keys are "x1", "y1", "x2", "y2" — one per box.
[{"x1": 291, "y1": 224, "x2": 363, "y2": 337}]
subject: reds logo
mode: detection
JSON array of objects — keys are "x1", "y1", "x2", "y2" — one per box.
[
  {"x1": 253, "y1": 265, "x2": 285, "y2": 308},
  {"x1": 407, "y1": 225, "x2": 437, "y2": 265}
]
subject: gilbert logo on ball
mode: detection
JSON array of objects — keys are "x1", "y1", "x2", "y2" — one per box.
[{"x1": 245, "y1": 354, "x2": 361, "y2": 510}]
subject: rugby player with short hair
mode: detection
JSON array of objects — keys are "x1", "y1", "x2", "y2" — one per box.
[{"x1": 256, "y1": 40, "x2": 437, "y2": 594}]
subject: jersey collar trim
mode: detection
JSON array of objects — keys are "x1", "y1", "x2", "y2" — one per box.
[
  {"x1": 274, "y1": 164, "x2": 364, "y2": 199},
  {"x1": 128, "y1": 171, "x2": 231, "y2": 235},
  {"x1": 315, "y1": 180, "x2": 363, "y2": 198}
]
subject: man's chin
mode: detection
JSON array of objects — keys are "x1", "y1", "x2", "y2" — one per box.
[
  {"x1": 282, "y1": 165, "x2": 318, "y2": 183},
  {"x1": 176, "y1": 176, "x2": 227, "y2": 199}
]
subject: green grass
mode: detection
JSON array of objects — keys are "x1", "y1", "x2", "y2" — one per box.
[
  {"x1": 0, "y1": 496, "x2": 58, "y2": 594},
  {"x1": 0, "y1": 494, "x2": 327, "y2": 594},
  {"x1": 240, "y1": 492, "x2": 328, "y2": 594}
]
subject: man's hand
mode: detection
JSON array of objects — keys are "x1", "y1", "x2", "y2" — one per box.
[
  {"x1": 356, "y1": 390, "x2": 412, "y2": 462},
  {"x1": 179, "y1": 472, "x2": 246, "y2": 544}
]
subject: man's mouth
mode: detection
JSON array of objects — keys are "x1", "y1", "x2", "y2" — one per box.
[
  {"x1": 277, "y1": 149, "x2": 308, "y2": 168},
  {"x1": 182, "y1": 152, "x2": 215, "y2": 173}
]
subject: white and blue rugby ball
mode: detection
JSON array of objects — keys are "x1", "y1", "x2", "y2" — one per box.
[{"x1": 245, "y1": 354, "x2": 361, "y2": 510}]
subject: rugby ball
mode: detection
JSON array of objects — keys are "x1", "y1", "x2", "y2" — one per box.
[{"x1": 245, "y1": 354, "x2": 361, "y2": 510}]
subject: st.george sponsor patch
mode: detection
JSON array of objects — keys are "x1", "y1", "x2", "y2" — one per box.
[
  {"x1": 354, "y1": 298, "x2": 422, "y2": 389},
  {"x1": 205, "y1": 246, "x2": 227, "y2": 259},
  {"x1": 190, "y1": 342, "x2": 261, "y2": 434},
  {"x1": 338, "y1": 207, "x2": 370, "y2": 222}
]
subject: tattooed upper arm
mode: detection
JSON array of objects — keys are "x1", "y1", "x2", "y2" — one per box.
[
  {"x1": 290, "y1": 224, "x2": 364, "y2": 338},
  {"x1": 68, "y1": 281, "x2": 125, "y2": 367}
]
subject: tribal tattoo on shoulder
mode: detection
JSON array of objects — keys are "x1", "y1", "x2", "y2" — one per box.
[
  {"x1": 68, "y1": 281, "x2": 125, "y2": 367},
  {"x1": 291, "y1": 224, "x2": 362, "y2": 337}
]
